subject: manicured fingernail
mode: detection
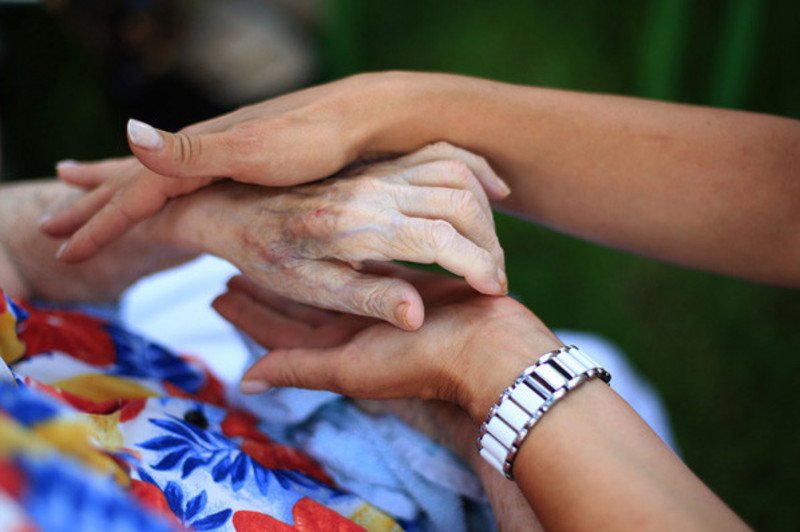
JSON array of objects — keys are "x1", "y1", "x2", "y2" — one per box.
[
  {"x1": 55, "y1": 159, "x2": 78, "y2": 171},
  {"x1": 496, "y1": 176, "x2": 511, "y2": 197},
  {"x1": 127, "y1": 118, "x2": 164, "y2": 150},
  {"x1": 239, "y1": 380, "x2": 271, "y2": 394},
  {"x1": 56, "y1": 242, "x2": 68, "y2": 259}
]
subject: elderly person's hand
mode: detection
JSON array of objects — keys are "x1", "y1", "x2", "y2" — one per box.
[
  {"x1": 41, "y1": 74, "x2": 510, "y2": 263},
  {"x1": 148, "y1": 146, "x2": 506, "y2": 329}
]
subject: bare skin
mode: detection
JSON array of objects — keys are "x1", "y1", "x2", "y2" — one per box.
[
  {"x1": 6, "y1": 144, "x2": 505, "y2": 328},
  {"x1": 0, "y1": 180, "x2": 193, "y2": 303},
  {"x1": 44, "y1": 71, "x2": 800, "y2": 286},
  {"x1": 216, "y1": 266, "x2": 751, "y2": 531},
  {"x1": 159, "y1": 148, "x2": 506, "y2": 329}
]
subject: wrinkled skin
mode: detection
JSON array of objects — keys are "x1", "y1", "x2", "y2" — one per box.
[{"x1": 145, "y1": 144, "x2": 507, "y2": 329}]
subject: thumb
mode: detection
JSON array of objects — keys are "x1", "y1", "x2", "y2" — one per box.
[{"x1": 127, "y1": 118, "x2": 244, "y2": 180}]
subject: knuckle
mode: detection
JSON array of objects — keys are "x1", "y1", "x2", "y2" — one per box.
[
  {"x1": 445, "y1": 158, "x2": 471, "y2": 178},
  {"x1": 338, "y1": 280, "x2": 391, "y2": 319},
  {"x1": 334, "y1": 230, "x2": 383, "y2": 263},
  {"x1": 448, "y1": 188, "x2": 477, "y2": 214},
  {"x1": 473, "y1": 152, "x2": 491, "y2": 171},
  {"x1": 310, "y1": 343, "x2": 362, "y2": 394},
  {"x1": 173, "y1": 132, "x2": 202, "y2": 167},
  {"x1": 427, "y1": 140, "x2": 457, "y2": 155},
  {"x1": 439, "y1": 159, "x2": 475, "y2": 187},
  {"x1": 326, "y1": 360, "x2": 356, "y2": 394},
  {"x1": 273, "y1": 359, "x2": 305, "y2": 388},
  {"x1": 425, "y1": 219, "x2": 457, "y2": 249},
  {"x1": 360, "y1": 283, "x2": 395, "y2": 319},
  {"x1": 299, "y1": 203, "x2": 345, "y2": 242}
]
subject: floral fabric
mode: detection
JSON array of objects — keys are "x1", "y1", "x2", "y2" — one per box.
[{"x1": 0, "y1": 289, "x2": 403, "y2": 532}]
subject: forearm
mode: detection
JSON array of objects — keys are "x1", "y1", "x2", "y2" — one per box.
[
  {"x1": 0, "y1": 180, "x2": 191, "y2": 302},
  {"x1": 463, "y1": 350, "x2": 749, "y2": 531},
  {"x1": 362, "y1": 72, "x2": 800, "y2": 285}
]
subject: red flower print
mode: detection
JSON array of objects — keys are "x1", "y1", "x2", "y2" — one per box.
[
  {"x1": 129, "y1": 479, "x2": 182, "y2": 528},
  {"x1": 233, "y1": 510, "x2": 294, "y2": 531},
  {"x1": 221, "y1": 411, "x2": 333, "y2": 485},
  {"x1": 292, "y1": 497, "x2": 366, "y2": 531},
  {"x1": 0, "y1": 460, "x2": 26, "y2": 500},
  {"x1": 233, "y1": 498, "x2": 365, "y2": 532},
  {"x1": 16, "y1": 304, "x2": 115, "y2": 366}
]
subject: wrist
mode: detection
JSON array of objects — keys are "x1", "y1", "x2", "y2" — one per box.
[
  {"x1": 477, "y1": 345, "x2": 612, "y2": 478},
  {"x1": 357, "y1": 71, "x2": 480, "y2": 156},
  {"x1": 453, "y1": 307, "x2": 563, "y2": 424}
]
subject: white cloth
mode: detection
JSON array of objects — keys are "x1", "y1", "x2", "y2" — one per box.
[{"x1": 120, "y1": 255, "x2": 249, "y2": 384}]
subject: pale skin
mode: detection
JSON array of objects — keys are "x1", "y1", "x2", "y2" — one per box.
[
  {"x1": 43, "y1": 71, "x2": 800, "y2": 286},
  {"x1": 215, "y1": 267, "x2": 750, "y2": 531},
  {"x1": 43, "y1": 141, "x2": 508, "y2": 328},
  {"x1": 26, "y1": 144, "x2": 506, "y2": 328}
]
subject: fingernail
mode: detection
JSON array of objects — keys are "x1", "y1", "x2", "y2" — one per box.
[
  {"x1": 56, "y1": 242, "x2": 68, "y2": 259},
  {"x1": 38, "y1": 213, "x2": 52, "y2": 227},
  {"x1": 127, "y1": 118, "x2": 164, "y2": 150},
  {"x1": 497, "y1": 267, "x2": 508, "y2": 293},
  {"x1": 239, "y1": 379, "x2": 271, "y2": 395},
  {"x1": 395, "y1": 302, "x2": 411, "y2": 329},
  {"x1": 55, "y1": 159, "x2": 78, "y2": 171},
  {"x1": 496, "y1": 176, "x2": 511, "y2": 197}
]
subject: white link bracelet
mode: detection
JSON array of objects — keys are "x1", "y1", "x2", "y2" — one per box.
[{"x1": 477, "y1": 345, "x2": 611, "y2": 479}]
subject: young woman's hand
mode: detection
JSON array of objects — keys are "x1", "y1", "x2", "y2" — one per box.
[{"x1": 213, "y1": 265, "x2": 560, "y2": 420}]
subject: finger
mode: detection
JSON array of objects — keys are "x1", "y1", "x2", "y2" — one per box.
[
  {"x1": 394, "y1": 141, "x2": 511, "y2": 199},
  {"x1": 392, "y1": 185, "x2": 503, "y2": 263},
  {"x1": 56, "y1": 157, "x2": 137, "y2": 189},
  {"x1": 54, "y1": 182, "x2": 170, "y2": 262},
  {"x1": 239, "y1": 338, "x2": 404, "y2": 397},
  {"x1": 330, "y1": 217, "x2": 506, "y2": 295},
  {"x1": 361, "y1": 262, "x2": 479, "y2": 306},
  {"x1": 226, "y1": 274, "x2": 340, "y2": 328},
  {"x1": 239, "y1": 345, "x2": 348, "y2": 394},
  {"x1": 399, "y1": 217, "x2": 506, "y2": 294},
  {"x1": 212, "y1": 290, "x2": 365, "y2": 349},
  {"x1": 393, "y1": 159, "x2": 493, "y2": 216},
  {"x1": 127, "y1": 118, "x2": 282, "y2": 183},
  {"x1": 39, "y1": 185, "x2": 115, "y2": 238},
  {"x1": 247, "y1": 259, "x2": 426, "y2": 330}
]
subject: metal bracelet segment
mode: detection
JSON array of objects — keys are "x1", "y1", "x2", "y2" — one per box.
[{"x1": 476, "y1": 345, "x2": 611, "y2": 479}]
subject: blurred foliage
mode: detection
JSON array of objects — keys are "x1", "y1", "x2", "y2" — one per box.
[{"x1": 2, "y1": 0, "x2": 799, "y2": 529}]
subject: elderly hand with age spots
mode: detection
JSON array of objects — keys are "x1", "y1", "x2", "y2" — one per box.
[{"x1": 141, "y1": 144, "x2": 507, "y2": 329}]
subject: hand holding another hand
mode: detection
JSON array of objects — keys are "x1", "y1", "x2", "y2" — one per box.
[
  {"x1": 41, "y1": 73, "x2": 511, "y2": 263},
  {"x1": 214, "y1": 266, "x2": 561, "y2": 422}
]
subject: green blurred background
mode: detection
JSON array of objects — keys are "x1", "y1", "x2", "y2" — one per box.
[{"x1": 1, "y1": 1, "x2": 799, "y2": 529}]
